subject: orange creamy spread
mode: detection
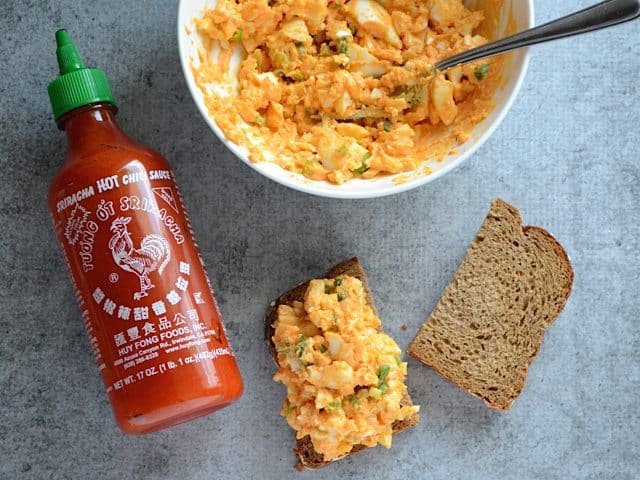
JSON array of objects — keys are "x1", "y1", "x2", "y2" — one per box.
[
  {"x1": 272, "y1": 276, "x2": 419, "y2": 460},
  {"x1": 192, "y1": 0, "x2": 504, "y2": 184}
]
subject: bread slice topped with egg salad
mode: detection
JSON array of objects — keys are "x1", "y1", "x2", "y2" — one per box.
[{"x1": 265, "y1": 258, "x2": 419, "y2": 470}]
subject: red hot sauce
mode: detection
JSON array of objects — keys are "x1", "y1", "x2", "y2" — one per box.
[{"x1": 47, "y1": 30, "x2": 243, "y2": 434}]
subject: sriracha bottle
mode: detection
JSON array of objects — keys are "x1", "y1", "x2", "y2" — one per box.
[{"x1": 47, "y1": 30, "x2": 243, "y2": 434}]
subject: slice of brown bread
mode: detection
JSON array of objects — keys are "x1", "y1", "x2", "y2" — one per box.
[
  {"x1": 265, "y1": 258, "x2": 420, "y2": 470},
  {"x1": 408, "y1": 199, "x2": 573, "y2": 411}
]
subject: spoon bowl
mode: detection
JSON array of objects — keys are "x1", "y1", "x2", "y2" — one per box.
[
  {"x1": 178, "y1": 0, "x2": 534, "y2": 198},
  {"x1": 436, "y1": 0, "x2": 640, "y2": 71}
]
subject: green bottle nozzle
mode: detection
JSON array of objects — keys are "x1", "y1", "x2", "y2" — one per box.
[
  {"x1": 48, "y1": 28, "x2": 116, "y2": 121},
  {"x1": 55, "y1": 29, "x2": 87, "y2": 75}
]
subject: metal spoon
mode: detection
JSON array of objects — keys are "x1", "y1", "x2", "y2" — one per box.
[
  {"x1": 317, "y1": 0, "x2": 639, "y2": 121},
  {"x1": 436, "y1": 0, "x2": 640, "y2": 71}
]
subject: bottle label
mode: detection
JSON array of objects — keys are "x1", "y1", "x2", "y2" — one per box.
[{"x1": 51, "y1": 166, "x2": 235, "y2": 395}]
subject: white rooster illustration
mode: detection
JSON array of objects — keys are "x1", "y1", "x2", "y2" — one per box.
[{"x1": 108, "y1": 217, "x2": 171, "y2": 300}]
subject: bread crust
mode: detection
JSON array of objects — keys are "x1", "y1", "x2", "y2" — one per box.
[{"x1": 265, "y1": 258, "x2": 420, "y2": 470}]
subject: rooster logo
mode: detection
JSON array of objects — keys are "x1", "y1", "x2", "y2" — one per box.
[{"x1": 108, "y1": 217, "x2": 171, "y2": 300}]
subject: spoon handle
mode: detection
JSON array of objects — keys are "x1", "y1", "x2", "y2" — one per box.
[{"x1": 435, "y1": 0, "x2": 640, "y2": 71}]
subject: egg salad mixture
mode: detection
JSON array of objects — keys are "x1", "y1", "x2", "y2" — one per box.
[
  {"x1": 193, "y1": 0, "x2": 503, "y2": 184},
  {"x1": 272, "y1": 276, "x2": 419, "y2": 461}
]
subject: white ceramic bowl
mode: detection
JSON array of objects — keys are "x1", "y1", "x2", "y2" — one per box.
[{"x1": 178, "y1": 0, "x2": 534, "y2": 198}]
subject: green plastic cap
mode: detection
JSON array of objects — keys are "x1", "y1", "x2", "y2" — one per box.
[{"x1": 47, "y1": 29, "x2": 116, "y2": 120}]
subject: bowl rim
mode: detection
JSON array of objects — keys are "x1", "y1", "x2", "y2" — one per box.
[{"x1": 178, "y1": 0, "x2": 535, "y2": 199}]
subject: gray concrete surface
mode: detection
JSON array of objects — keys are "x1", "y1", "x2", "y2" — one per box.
[{"x1": 1, "y1": 1, "x2": 639, "y2": 479}]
